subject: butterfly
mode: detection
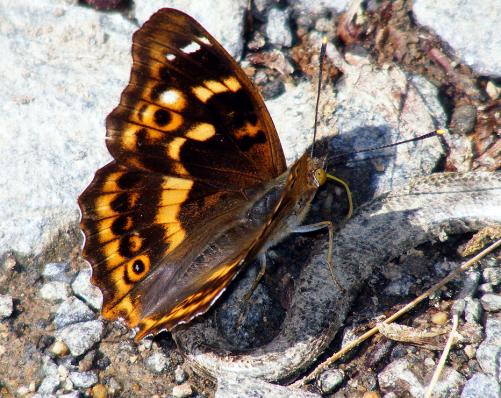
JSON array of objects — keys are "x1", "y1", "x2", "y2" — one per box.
[{"x1": 78, "y1": 8, "x2": 338, "y2": 341}]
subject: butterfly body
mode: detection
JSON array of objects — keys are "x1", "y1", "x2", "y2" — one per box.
[{"x1": 78, "y1": 8, "x2": 326, "y2": 340}]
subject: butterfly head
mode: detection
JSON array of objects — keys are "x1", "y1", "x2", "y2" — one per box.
[
  {"x1": 307, "y1": 156, "x2": 328, "y2": 188},
  {"x1": 313, "y1": 167, "x2": 327, "y2": 187}
]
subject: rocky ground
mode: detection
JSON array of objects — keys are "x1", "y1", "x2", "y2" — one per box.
[{"x1": 0, "y1": 0, "x2": 500, "y2": 397}]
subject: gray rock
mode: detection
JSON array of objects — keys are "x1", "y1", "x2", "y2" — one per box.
[
  {"x1": 37, "y1": 375, "x2": 60, "y2": 395},
  {"x1": 458, "y1": 270, "x2": 481, "y2": 298},
  {"x1": 317, "y1": 368, "x2": 345, "y2": 394},
  {"x1": 42, "y1": 356, "x2": 59, "y2": 378},
  {"x1": 480, "y1": 294, "x2": 501, "y2": 312},
  {"x1": 327, "y1": 47, "x2": 446, "y2": 195},
  {"x1": 69, "y1": 371, "x2": 98, "y2": 388},
  {"x1": 54, "y1": 296, "x2": 95, "y2": 329},
  {"x1": 0, "y1": 0, "x2": 135, "y2": 257},
  {"x1": 42, "y1": 262, "x2": 71, "y2": 282},
  {"x1": 71, "y1": 267, "x2": 102, "y2": 311},
  {"x1": 483, "y1": 267, "x2": 501, "y2": 286},
  {"x1": 265, "y1": 81, "x2": 316, "y2": 163},
  {"x1": 215, "y1": 375, "x2": 320, "y2": 398},
  {"x1": 107, "y1": 377, "x2": 122, "y2": 395},
  {"x1": 379, "y1": 358, "x2": 465, "y2": 397},
  {"x1": 289, "y1": 0, "x2": 351, "y2": 16},
  {"x1": 476, "y1": 317, "x2": 501, "y2": 381},
  {"x1": 58, "y1": 392, "x2": 80, "y2": 398},
  {"x1": 479, "y1": 283, "x2": 495, "y2": 294},
  {"x1": 464, "y1": 297, "x2": 483, "y2": 324},
  {"x1": 40, "y1": 281, "x2": 71, "y2": 301},
  {"x1": 266, "y1": 8, "x2": 292, "y2": 47},
  {"x1": 413, "y1": 0, "x2": 501, "y2": 77},
  {"x1": 449, "y1": 104, "x2": 477, "y2": 135},
  {"x1": 461, "y1": 373, "x2": 500, "y2": 398},
  {"x1": 56, "y1": 320, "x2": 103, "y2": 357},
  {"x1": 172, "y1": 383, "x2": 193, "y2": 398},
  {"x1": 134, "y1": 0, "x2": 247, "y2": 58},
  {"x1": 174, "y1": 365, "x2": 187, "y2": 384},
  {"x1": 144, "y1": 351, "x2": 169, "y2": 374},
  {"x1": 0, "y1": 294, "x2": 14, "y2": 319}
]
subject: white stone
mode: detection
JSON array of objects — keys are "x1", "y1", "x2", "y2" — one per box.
[
  {"x1": 56, "y1": 320, "x2": 103, "y2": 356},
  {"x1": 0, "y1": 294, "x2": 14, "y2": 319},
  {"x1": 71, "y1": 267, "x2": 103, "y2": 311},
  {"x1": 40, "y1": 281, "x2": 71, "y2": 301},
  {"x1": 0, "y1": 0, "x2": 135, "y2": 257},
  {"x1": 413, "y1": 0, "x2": 501, "y2": 77},
  {"x1": 266, "y1": 8, "x2": 292, "y2": 47}
]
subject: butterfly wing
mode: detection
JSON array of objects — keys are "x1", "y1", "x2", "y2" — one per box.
[{"x1": 78, "y1": 8, "x2": 286, "y2": 338}]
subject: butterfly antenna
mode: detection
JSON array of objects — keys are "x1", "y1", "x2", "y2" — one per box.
[
  {"x1": 329, "y1": 129, "x2": 446, "y2": 163},
  {"x1": 311, "y1": 36, "x2": 328, "y2": 158}
]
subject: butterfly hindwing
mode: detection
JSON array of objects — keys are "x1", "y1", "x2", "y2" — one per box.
[{"x1": 79, "y1": 8, "x2": 287, "y2": 337}]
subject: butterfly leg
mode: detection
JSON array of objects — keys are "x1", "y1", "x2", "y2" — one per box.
[
  {"x1": 236, "y1": 253, "x2": 267, "y2": 329},
  {"x1": 244, "y1": 253, "x2": 267, "y2": 301},
  {"x1": 292, "y1": 222, "x2": 346, "y2": 292}
]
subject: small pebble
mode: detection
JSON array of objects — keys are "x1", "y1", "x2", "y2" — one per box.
[
  {"x1": 42, "y1": 356, "x2": 58, "y2": 378},
  {"x1": 79, "y1": 350, "x2": 97, "y2": 372},
  {"x1": 449, "y1": 104, "x2": 477, "y2": 135},
  {"x1": 42, "y1": 262, "x2": 71, "y2": 282},
  {"x1": 478, "y1": 283, "x2": 494, "y2": 294},
  {"x1": 144, "y1": 351, "x2": 169, "y2": 374},
  {"x1": 3, "y1": 254, "x2": 17, "y2": 270},
  {"x1": 37, "y1": 375, "x2": 60, "y2": 395},
  {"x1": 482, "y1": 267, "x2": 501, "y2": 286},
  {"x1": 40, "y1": 281, "x2": 71, "y2": 301},
  {"x1": 464, "y1": 344, "x2": 477, "y2": 359},
  {"x1": 56, "y1": 320, "x2": 103, "y2": 356},
  {"x1": 485, "y1": 81, "x2": 501, "y2": 100},
  {"x1": 72, "y1": 267, "x2": 103, "y2": 311},
  {"x1": 476, "y1": 318, "x2": 501, "y2": 377},
  {"x1": 58, "y1": 364, "x2": 69, "y2": 379},
  {"x1": 464, "y1": 298, "x2": 483, "y2": 324},
  {"x1": 50, "y1": 340, "x2": 70, "y2": 357},
  {"x1": 431, "y1": 311, "x2": 448, "y2": 325},
  {"x1": 424, "y1": 357, "x2": 435, "y2": 367},
  {"x1": 266, "y1": 8, "x2": 292, "y2": 47},
  {"x1": 480, "y1": 293, "x2": 501, "y2": 311},
  {"x1": 172, "y1": 383, "x2": 193, "y2": 398},
  {"x1": 0, "y1": 294, "x2": 14, "y2": 319},
  {"x1": 91, "y1": 384, "x2": 108, "y2": 398},
  {"x1": 317, "y1": 368, "x2": 345, "y2": 394},
  {"x1": 461, "y1": 372, "x2": 500, "y2": 398},
  {"x1": 62, "y1": 378, "x2": 74, "y2": 392},
  {"x1": 107, "y1": 377, "x2": 121, "y2": 395},
  {"x1": 59, "y1": 392, "x2": 80, "y2": 398},
  {"x1": 174, "y1": 365, "x2": 187, "y2": 384},
  {"x1": 363, "y1": 392, "x2": 381, "y2": 398},
  {"x1": 69, "y1": 371, "x2": 98, "y2": 388},
  {"x1": 54, "y1": 297, "x2": 95, "y2": 329}
]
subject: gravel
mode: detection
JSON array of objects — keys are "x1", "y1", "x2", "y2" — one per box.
[
  {"x1": 39, "y1": 281, "x2": 72, "y2": 301},
  {"x1": 56, "y1": 320, "x2": 104, "y2": 357},
  {"x1": 53, "y1": 296, "x2": 95, "y2": 329},
  {"x1": 0, "y1": 294, "x2": 14, "y2": 319}
]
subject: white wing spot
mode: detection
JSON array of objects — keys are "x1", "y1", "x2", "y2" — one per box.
[
  {"x1": 165, "y1": 53, "x2": 176, "y2": 61},
  {"x1": 159, "y1": 90, "x2": 180, "y2": 105},
  {"x1": 181, "y1": 41, "x2": 201, "y2": 54},
  {"x1": 197, "y1": 36, "x2": 211, "y2": 46}
]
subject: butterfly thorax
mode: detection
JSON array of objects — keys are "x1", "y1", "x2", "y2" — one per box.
[{"x1": 245, "y1": 154, "x2": 326, "y2": 256}]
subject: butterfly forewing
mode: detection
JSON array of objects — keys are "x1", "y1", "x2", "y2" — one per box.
[{"x1": 78, "y1": 8, "x2": 287, "y2": 338}]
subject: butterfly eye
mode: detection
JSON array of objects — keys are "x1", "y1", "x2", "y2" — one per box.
[{"x1": 314, "y1": 168, "x2": 327, "y2": 186}]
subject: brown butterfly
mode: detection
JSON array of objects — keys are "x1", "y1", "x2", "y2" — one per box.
[{"x1": 78, "y1": 8, "x2": 337, "y2": 341}]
